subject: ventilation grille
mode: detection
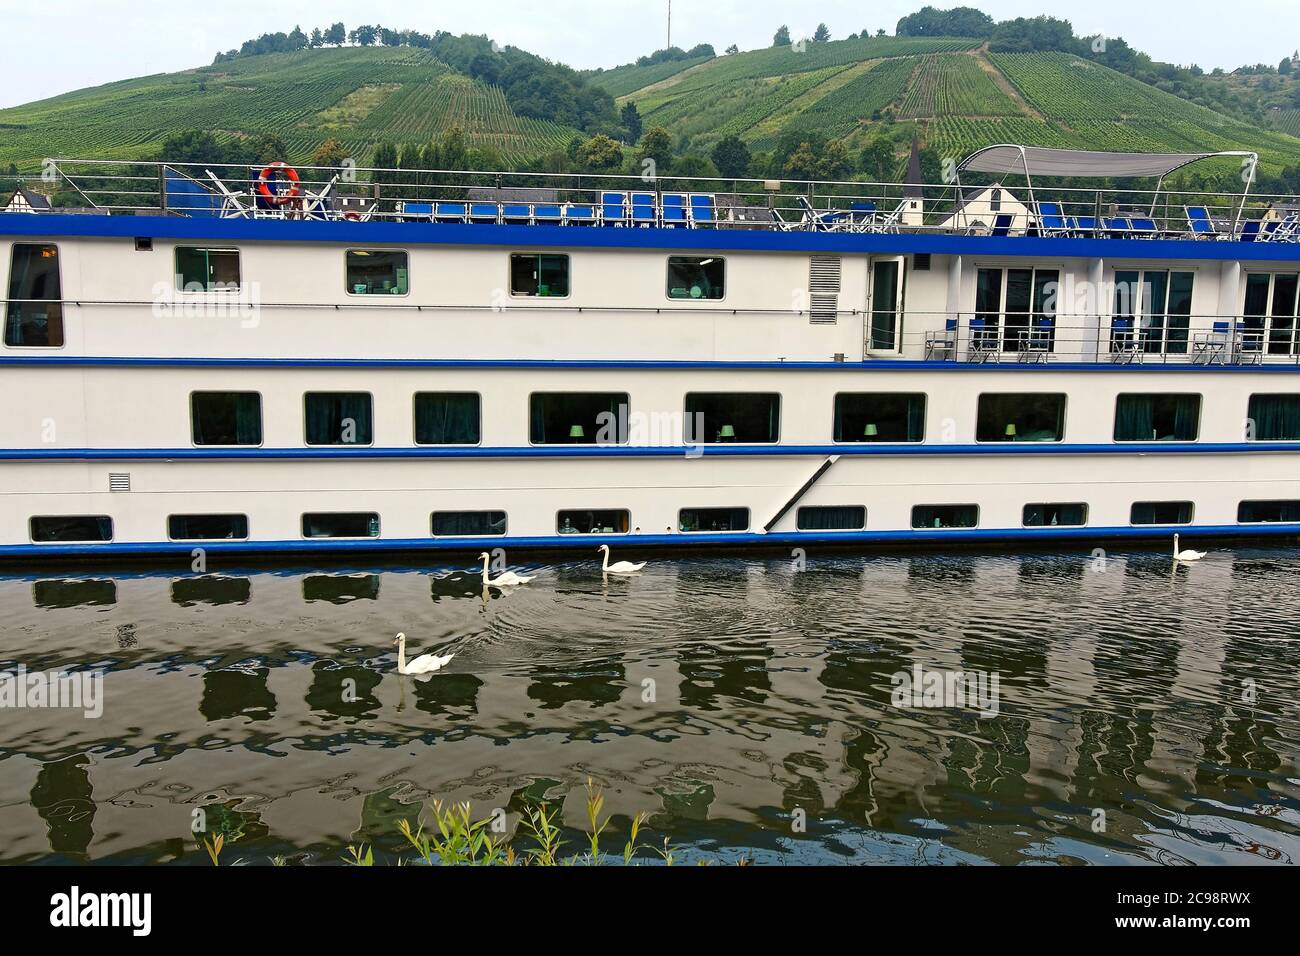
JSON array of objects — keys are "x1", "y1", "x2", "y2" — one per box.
[
  {"x1": 913, "y1": 253, "x2": 932, "y2": 271},
  {"x1": 809, "y1": 294, "x2": 839, "y2": 325},
  {"x1": 809, "y1": 255, "x2": 842, "y2": 293},
  {"x1": 108, "y1": 473, "x2": 131, "y2": 493}
]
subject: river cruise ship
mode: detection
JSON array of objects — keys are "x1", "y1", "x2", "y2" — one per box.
[{"x1": 3, "y1": 145, "x2": 1300, "y2": 560}]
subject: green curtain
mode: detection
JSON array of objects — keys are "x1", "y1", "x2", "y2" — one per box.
[
  {"x1": 1249, "y1": 395, "x2": 1300, "y2": 440},
  {"x1": 1115, "y1": 395, "x2": 1155, "y2": 441},
  {"x1": 416, "y1": 394, "x2": 479, "y2": 444},
  {"x1": 307, "y1": 394, "x2": 371, "y2": 445}
]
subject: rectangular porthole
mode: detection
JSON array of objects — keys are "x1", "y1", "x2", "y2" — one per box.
[
  {"x1": 679, "y1": 508, "x2": 749, "y2": 533},
  {"x1": 167, "y1": 514, "x2": 249, "y2": 541},
  {"x1": 1237, "y1": 500, "x2": 1300, "y2": 523},
  {"x1": 796, "y1": 506, "x2": 866, "y2": 531},
  {"x1": 557, "y1": 509, "x2": 630, "y2": 534},
  {"x1": 30, "y1": 515, "x2": 113, "y2": 543},
  {"x1": 912, "y1": 505, "x2": 978, "y2": 529},
  {"x1": 431, "y1": 511, "x2": 507, "y2": 537},
  {"x1": 1131, "y1": 502, "x2": 1194, "y2": 526},
  {"x1": 1023, "y1": 503, "x2": 1088, "y2": 527},
  {"x1": 301, "y1": 513, "x2": 380, "y2": 538}
]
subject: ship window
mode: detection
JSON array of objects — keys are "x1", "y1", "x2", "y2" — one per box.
[
  {"x1": 976, "y1": 393, "x2": 1065, "y2": 442},
  {"x1": 834, "y1": 393, "x2": 925, "y2": 442},
  {"x1": 1243, "y1": 273, "x2": 1299, "y2": 355},
  {"x1": 30, "y1": 515, "x2": 113, "y2": 543},
  {"x1": 346, "y1": 250, "x2": 408, "y2": 295},
  {"x1": 302, "y1": 513, "x2": 380, "y2": 538},
  {"x1": 431, "y1": 511, "x2": 507, "y2": 537},
  {"x1": 975, "y1": 267, "x2": 1058, "y2": 353},
  {"x1": 1023, "y1": 503, "x2": 1088, "y2": 527},
  {"x1": 191, "y1": 392, "x2": 262, "y2": 446},
  {"x1": 1131, "y1": 501, "x2": 1194, "y2": 525},
  {"x1": 1238, "y1": 500, "x2": 1300, "y2": 523},
  {"x1": 1113, "y1": 270, "x2": 1194, "y2": 355},
  {"x1": 667, "y1": 256, "x2": 725, "y2": 300},
  {"x1": 305, "y1": 392, "x2": 373, "y2": 446},
  {"x1": 5, "y1": 244, "x2": 63, "y2": 347},
  {"x1": 1247, "y1": 394, "x2": 1300, "y2": 440},
  {"x1": 797, "y1": 506, "x2": 866, "y2": 531},
  {"x1": 684, "y1": 392, "x2": 780, "y2": 443},
  {"x1": 1114, "y1": 394, "x2": 1200, "y2": 441},
  {"x1": 558, "y1": 509, "x2": 630, "y2": 534},
  {"x1": 529, "y1": 392, "x2": 628, "y2": 445},
  {"x1": 912, "y1": 505, "x2": 978, "y2": 529},
  {"x1": 414, "y1": 393, "x2": 481, "y2": 445},
  {"x1": 510, "y1": 254, "x2": 569, "y2": 297},
  {"x1": 679, "y1": 507, "x2": 749, "y2": 533},
  {"x1": 175, "y1": 247, "x2": 240, "y2": 291},
  {"x1": 167, "y1": 514, "x2": 249, "y2": 540}
]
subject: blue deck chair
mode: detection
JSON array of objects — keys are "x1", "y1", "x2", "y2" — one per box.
[
  {"x1": 1103, "y1": 216, "x2": 1131, "y2": 237},
  {"x1": 1186, "y1": 206, "x2": 1215, "y2": 238},
  {"x1": 631, "y1": 192, "x2": 656, "y2": 226},
  {"x1": 1129, "y1": 217, "x2": 1158, "y2": 238},
  {"x1": 661, "y1": 193, "x2": 689, "y2": 227},
  {"x1": 434, "y1": 202, "x2": 468, "y2": 223},
  {"x1": 565, "y1": 204, "x2": 597, "y2": 226},
  {"x1": 533, "y1": 204, "x2": 563, "y2": 225},
  {"x1": 469, "y1": 203, "x2": 500, "y2": 224},
  {"x1": 690, "y1": 194, "x2": 717, "y2": 228},
  {"x1": 1036, "y1": 201, "x2": 1068, "y2": 235},
  {"x1": 1069, "y1": 215, "x2": 1099, "y2": 237},
  {"x1": 989, "y1": 213, "x2": 1015, "y2": 237},
  {"x1": 600, "y1": 192, "x2": 628, "y2": 226},
  {"x1": 400, "y1": 201, "x2": 434, "y2": 221},
  {"x1": 1239, "y1": 220, "x2": 1261, "y2": 242},
  {"x1": 1272, "y1": 214, "x2": 1300, "y2": 242},
  {"x1": 502, "y1": 204, "x2": 532, "y2": 225}
]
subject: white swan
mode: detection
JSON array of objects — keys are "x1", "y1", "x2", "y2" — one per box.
[
  {"x1": 394, "y1": 632, "x2": 454, "y2": 676},
  {"x1": 598, "y1": 544, "x2": 646, "y2": 575},
  {"x1": 1174, "y1": 534, "x2": 1207, "y2": 562},
  {"x1": 479, "y1": 552, "x2": 534, "y2": 587}
]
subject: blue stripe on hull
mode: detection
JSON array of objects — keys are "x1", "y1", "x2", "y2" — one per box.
[
  {"x1": 4, "y1": 213, "x2": 1300, "y2": 262},
  {"x1": 4, "y1": 523, "x2": 1300, "y2": 560}
]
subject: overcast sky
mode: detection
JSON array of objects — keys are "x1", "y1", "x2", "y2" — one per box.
[{"x1": 1, "y1": 0, "x2": 1297, "y2": 109}]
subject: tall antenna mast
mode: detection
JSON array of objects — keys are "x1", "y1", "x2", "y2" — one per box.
[{"x1": 667, "y1": 0, "x2": 672, "y2": 49}]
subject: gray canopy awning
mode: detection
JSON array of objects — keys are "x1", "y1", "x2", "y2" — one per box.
[{"x1": 957, "y1": 144, "x2": 1254, "y2": 179}]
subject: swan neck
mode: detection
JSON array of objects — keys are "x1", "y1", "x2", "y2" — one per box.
[
  {"x1": 397, "y1": 635, "x2": 406, "y2": 673},
  {"x1": 601, "y1": 547, "x2": 609, "y2": 571}
]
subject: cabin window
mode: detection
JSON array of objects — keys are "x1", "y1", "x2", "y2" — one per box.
[
  {"x1": 414, "y1": 393, "x2": 480, "y2": 445},
  {"x1": 510, "y1": 254, "x2": 569, "y2": 297},
  {"x1": 431, "y1": 511, "x2": 507, "y2": 537},
  {"x1": 1114, "y1": 394, "x2": 1200, "y2": 442},
  {"x1": 191, "y1": 392, "x2": 262, "y2": 446},
  {"x1": 976, "y1": 393, "x2": 1065, "y2": 442},
  {"x1": 912, "y1": 505, "x2": 978, "y2": 529},
  {"x1": 797, "y1": 506, "x2": 866, "y2": 531},
  {"x1": 1238, "y1": 500, "x2": 1300, "y2": 523},
  {"x1": 30, "y1": 516, "x2": 113, "y2": 543},
  {"x1": 679, "y1": 507, "x2": 749, "y2": 532},
  {"x1": 1131, "y1": 501, "x2": 1194, "y2": 525},
  {"x1": 667, "y1": 256, "x2": 724, "y2": 300},
  {"x1": 529, "y1": 392, "x2": 628, "y2": 444},
  {"x1": 870, "y1": 259, "x2": 903, "y2": 350},
  {"x1": 558, "y1": 509, "x2": 630, "y2": 534},
  {"x1": 975, "y1": 267, "x2": 1058, "y2": 352},
  {"x1": 1247, "y1": 394, "x2": 1300, "y2": 441},
  {"x1": 1113, "y1": 270, "x2": 1194, "y2": 354},
  {"x1": 345, "y1": 250, "x2": 408, "y2": 295},
  {"x1": 684, "y1": 392, "x2": 780, "y2": 443},
  {"x1": 167, "y1": 514, "x2": 249, "y2": 540},
  {"x1": 5, "y1": 244, "x2": 63, "y2": 347},
  {"x1": 175, "y1": 247, "x2": 240, "y2": 291},
  {"x1": 1023, "y1": 503, "x2": 1088, "y2": 527},
  {"x1": 305, "y1": 392, "x2": 373, "y2": 446},
  {"x1": 302, "y1": 513, "x2": 380, "y2": 538},
  {"x1": 1243, "y1": 273, "x2": 1300, "y2": 355},
  {"x1": 834, "y1": 393, "x2": 925, "y2": 442}
]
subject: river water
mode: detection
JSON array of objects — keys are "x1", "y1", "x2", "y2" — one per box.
[{"x1": 1, "y1": 547, "x2": 1296, "y2": 865}]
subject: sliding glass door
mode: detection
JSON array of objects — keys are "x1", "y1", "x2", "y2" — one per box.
[{"x1": 869, "y1": 257, "x2": 904, "y2": 353}]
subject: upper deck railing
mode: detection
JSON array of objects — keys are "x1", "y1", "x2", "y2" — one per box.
[{"x1": 17, "y1": 158, "x2": 1300, "y2": 245}]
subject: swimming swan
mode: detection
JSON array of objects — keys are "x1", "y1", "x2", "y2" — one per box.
[
  {"x1": 479, "y1": 552, "x2": 534, "y2": 587},
  {"x1": 1174, "y1": 534, "x2": 1207, "y2": 562},
  {"x1": 394, "y1": 632, "x2": 455, "y2": 675},
  {"x1": 598, "y1": 544, "x2": 647, "y2": 575}
]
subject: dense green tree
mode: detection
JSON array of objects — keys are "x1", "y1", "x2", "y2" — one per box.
[
  {"x1": 310, "y1": 138, "x2": 349, "y2": 169},
  {"x1": 576, "y1": 134, "x2": 624, "y2": 170},
  {"x1": 638, "y1": 127, "x2": 673, "y2": 172},
  {"x1": 725, "y1": 44, "x2": 739, "y2": 55},
  {"x1": 325, "y1": 22, "x2": 346, "y2": 45},
  {"x1": 309, "y1": 27, "x2": 323, "y2": 47},
  {"x1": 813, "y1": 24, "x2": 831, "y2": 43},
  {"x1": 710, "y1": 135, "x2": 752, "y2": 178},
  {"x1": 620, "y1": 102, "x2": 643, "y2": 144},
  {"x1": 859, "y1": 139, "x2": 896, "y2": 182},
  {"x1": 773, "y1": 25, "x2": 791, "y2": 47},
  {"x1": 896, "y1": 6, "x2": 995, "y2": 38}
]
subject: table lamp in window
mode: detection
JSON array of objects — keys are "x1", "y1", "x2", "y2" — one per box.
[
  {"x1": 569, "y1": 424, "x2": 585, "y2": 442},
  {"x1": 864, "y1": 423, "x2": 879, "y2": 441},
  {"x1": 1005, "y1": 423, "x2": 1017, "y2": 439},
  {"x1": 718, "y1": 424, "x2": 736, "y2": 442}
]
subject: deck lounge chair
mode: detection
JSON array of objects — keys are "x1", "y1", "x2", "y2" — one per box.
[
  {"x1": 434, "y1": 202, "x2": 468, "y2": 223},
  {"x1": 1069, "y1": 215, "x2": 1099, "y2": 237},
  {"x1": 399, "y1": 201, "x2": 434, "y2": 221},
  {"x1": 600, "y1": 192, "x2": 628, "y2": 226},
  {"x1": 1102, "y1": 216, "x2": 1131, "y2": 238},
  {"x1": 989, "y1": 213, "x2": 1016, "y2": 238},
  {"x1": 533, "y1": 204, "x2": 563, "y2": 225},
  {"x1": 565, "y1": 204, "x2": 597, "y2": 226},
  {"x1": 1036, "y1": 201, "x2": 1069, "y2": 236},
  {"x1": 1129, "y1": 217, "x2": 1159, "y2": 238},
  {"x1": 661, "y1": 193, "x2": 689, "y2": 227},
  {"x1": 690, "y1": 194, "x2": 717, "y2": 228},
  {"x1": 469, "y1": 203, "x2": 500, "y2": 224},
  {"x1": 1186, "y1": 206, "x2": 1216, "y2": 238},
  {"x1": 1238, "y1": 220, "x2": 1261, "y2": 242},
  {"x1": 631, "y1": 192, "x2": 656, "y2": 226},
  {"x1": 502, "y1": 204, "x2": 532, "y2": 225}
]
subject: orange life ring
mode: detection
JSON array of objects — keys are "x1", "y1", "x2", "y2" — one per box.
[{"x1": 257, "y1": 162, "x2": 301, "y2": 205}]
